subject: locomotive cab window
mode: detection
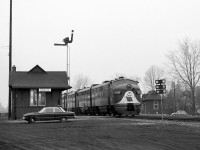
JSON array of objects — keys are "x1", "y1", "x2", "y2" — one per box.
[
  {"x1": 114, "y1": 91, "x2": 122, "y2": 95},
  {"x1": 136, "y1": 89, "x2": 141, "y2": 95},
  {"x1": 132, "y1": 88, "x2": 141, "y2": 95}
]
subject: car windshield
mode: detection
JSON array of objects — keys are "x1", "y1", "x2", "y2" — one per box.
[
  {"x1": 59, "y1": 107, "x2": 66, "y2": 112},
  {"x1": 38, "y1": 108, "x2": 45, "y2": 113},
  {"x1": 177, "y1": 110, "x2": 187, "y2": 114}
]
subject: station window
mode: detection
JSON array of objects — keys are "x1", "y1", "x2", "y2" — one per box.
[
  {"x1": 30, "y1": 89, "x2": 37, "y2": 106},
  {"x1": 38, "y1": 92, "x2": 46, "y2": 106},
  {"x1": 153, "y1": 100, "x2": 159, "y2": 110},
  {"x1": 30, "y1": 89, "x2": 46, "y2": 106}
]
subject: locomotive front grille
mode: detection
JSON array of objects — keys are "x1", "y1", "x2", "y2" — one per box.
[
  {"x1": 127, "y1": 103, "x2": 134, "y2": 111},
  {"x1": 127, "y1": 97, "x2": 132, "y2": 101}
]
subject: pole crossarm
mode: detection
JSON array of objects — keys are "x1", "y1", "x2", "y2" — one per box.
[{"x1": 54, "y1": 43, "x2": 66, "y2": 46}]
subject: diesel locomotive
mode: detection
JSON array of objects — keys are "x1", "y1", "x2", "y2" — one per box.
[{"x1": 67, "y1": 77, "x2": 141, "y2": 116}]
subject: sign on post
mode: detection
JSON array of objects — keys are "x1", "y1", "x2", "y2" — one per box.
[
  {"x1": 155, "y1": 79, "x2": 166, "y2": 94},
  {"x1": 155, "y1": 79, "x2": 166, "y2": 123}
]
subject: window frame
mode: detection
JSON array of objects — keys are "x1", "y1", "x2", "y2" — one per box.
[
  {"x1": 153, "y1": 100, "x2": 159, "y2": 110},
  {"x1": 38, "y1": 92, "x2": 46, "y2": 106},
  {"x1": 44, "y1": 107, "x2": 53, "y2": 113},
  {"x1": 54, "y1": 107, "x2": 62, "y2": 113},
  {"x1": 30, "y1": 89, "x2": 38, "y2": 106},
  {"x1": 30, "y1": 89, "x2": 46, "y2": 107}
]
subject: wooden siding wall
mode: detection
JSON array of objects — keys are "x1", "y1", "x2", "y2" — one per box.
[
  {"x1": 141, "y1": 100, "x2": 162, "y2": 114},
  {"x1": 14, "y1": 89, "x2": 62, "y2": 118}
]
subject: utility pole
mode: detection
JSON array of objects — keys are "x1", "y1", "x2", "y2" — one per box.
[
  {"x1": 155, "y1": 79, "x2": 166, "y2": 123},
  {"x1": 174, "y1": 81, "x2": 176, "y2": 112},
  {"x1": 54, "y1": 30, "x2": 74, "y2": 109},
  {"x1": 9, "y1": 0, "x2": 12, "y2": 71},
  {"x1": 8, "y1": 0, "x2": 12, "y2": 119},
  {"x1": 160, "y1": 94, "x2": 163, "y2": 122}
]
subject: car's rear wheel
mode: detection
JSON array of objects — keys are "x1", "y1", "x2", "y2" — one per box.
[
  {"x1": 60, "y1": 117, "x2": 66, "y2": 123},
  {"x1": 28, "y1": 117, "x2": 35, "y2": 124}
]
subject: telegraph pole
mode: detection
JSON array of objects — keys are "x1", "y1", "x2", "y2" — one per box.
[
  {"x1": 8, "y1": 0, "x2": 12, "y2": 119},
  {"x1": 54, "y1": 30, "x2": 74, "y2": 109},
  {"x1": 9, "y1": 0, "x2": 12, "y2": 71}
]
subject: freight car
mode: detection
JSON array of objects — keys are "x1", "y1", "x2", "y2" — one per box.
[{"x1": 67, "y1": 77, "x2": 141, "y2": 116}]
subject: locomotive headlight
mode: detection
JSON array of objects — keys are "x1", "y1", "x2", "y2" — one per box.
[{"x1": 127, "y1": 84, "x2": 132, "y2": 89}]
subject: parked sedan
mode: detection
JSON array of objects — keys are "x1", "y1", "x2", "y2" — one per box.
[
  {"x1": 23, "y1": 107, "x2": 76, "y2": 123},
  {"x1": 170, "y1": 110, "x2": 189, "y2": 117}
]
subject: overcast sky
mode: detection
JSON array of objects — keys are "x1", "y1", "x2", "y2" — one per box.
[{"x1": 1, "y1": 0, "x2": 200, "y2": 108}]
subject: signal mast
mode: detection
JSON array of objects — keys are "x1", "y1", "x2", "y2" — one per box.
[{"x1": 54, "y1": 30, "x2": 74, "y2": 108}]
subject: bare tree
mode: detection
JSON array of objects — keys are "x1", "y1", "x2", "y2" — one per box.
[
  {"x1": 167, "y1": 38, "x2": 200, "y2": 115},
  {"x1": 72, "y1": 74, "x2": 92, "y2": 90},
  {"x1": 143, "y1": 65, "x2": 164, "y2": 91}
]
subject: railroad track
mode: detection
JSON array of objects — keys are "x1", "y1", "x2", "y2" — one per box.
[
  {"x1": 122, "y1": 114, "x2": 200, "y2": 122},
  {"x1": 77, "y1": 114, "x2": 200, "y2": 122}
]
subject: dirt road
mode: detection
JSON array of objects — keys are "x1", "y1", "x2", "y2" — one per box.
[{"x1": 0, "y1": 116, "x2": 200, "y2": 150}]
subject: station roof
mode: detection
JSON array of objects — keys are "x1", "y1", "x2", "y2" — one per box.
[{"x1": 9, "y1": 65, "x2": 71, "y2": 89}]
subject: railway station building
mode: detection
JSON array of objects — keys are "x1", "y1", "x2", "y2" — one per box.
[
  {"x1": 141, "y1": 90, "x2": 163, "y2": 114},
  {"x1": 9, "y1": 65, "x2": 71, "y2": 119}
]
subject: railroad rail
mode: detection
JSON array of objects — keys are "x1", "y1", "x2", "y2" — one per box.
[{"x1": 124, "y1": 114, "x2": 200, "y2": 122}]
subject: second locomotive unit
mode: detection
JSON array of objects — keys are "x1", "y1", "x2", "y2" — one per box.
[{"x1": 67, "y1": 77, "x2": 141, "y2": 116}]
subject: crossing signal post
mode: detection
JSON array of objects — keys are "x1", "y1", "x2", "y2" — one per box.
[
  {"x1": 155, "y1": 79, "x2": 166, "y2": 94},
  {"x1": 155, "y1": 79, "x2": 166, "y2": 123}
]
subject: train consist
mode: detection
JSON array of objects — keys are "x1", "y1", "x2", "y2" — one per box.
[{"x1": 67, "y1": 77, "x2": 142, "y2": 116}]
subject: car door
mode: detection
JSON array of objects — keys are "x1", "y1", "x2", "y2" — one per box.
[
  {"x1": 53, "y1": 107, "x2": 63, "y2": 120},
  {"x1": 37, "y1": 108, "x2": 54, "y2": 121}
]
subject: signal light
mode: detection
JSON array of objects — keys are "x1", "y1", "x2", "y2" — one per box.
[
  {"x1": 155, "y1": 85, "x2": 166, "y2": 89},
  {"x1": 156, "y1": 89, "x2": 166, "y2": 94},
  {"x1": 155, "y1": 79, "x2": 166, "y2": 84},
  {"x1": 155, "y1": 79, "x2": 166, "y2": 94}
]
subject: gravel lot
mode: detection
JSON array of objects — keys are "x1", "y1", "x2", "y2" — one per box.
[{"x1": 0, "y1": 116, "x2": 200, "y2": 150}]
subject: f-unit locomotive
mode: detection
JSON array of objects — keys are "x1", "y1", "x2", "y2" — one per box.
[{"x1": 67, "y1": 77, "x2": 141, "y2": 116}]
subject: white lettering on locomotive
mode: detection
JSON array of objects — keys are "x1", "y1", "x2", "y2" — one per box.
[{"x1": 117, "y1": 91, "x2": 140, "y2": 105}]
